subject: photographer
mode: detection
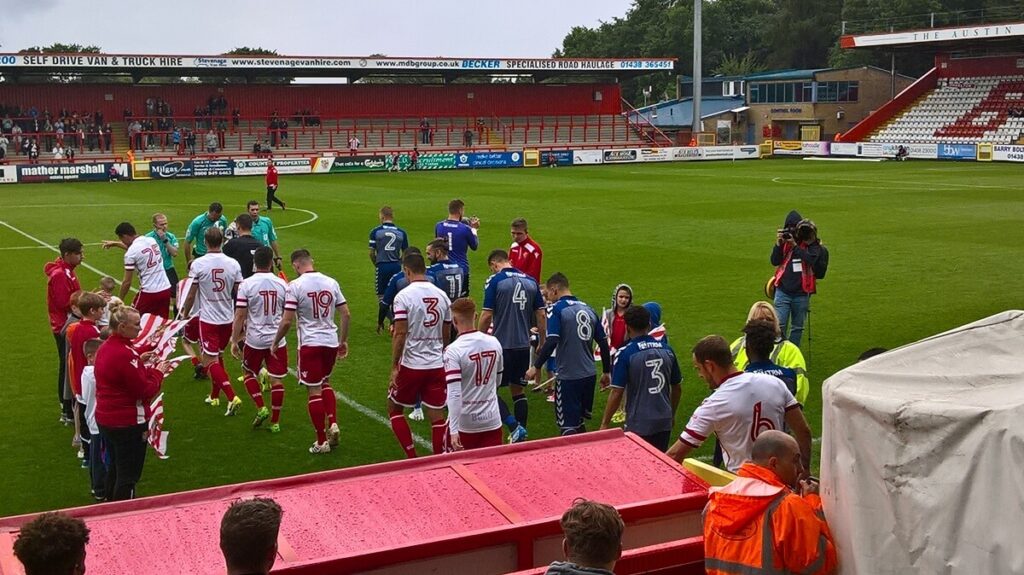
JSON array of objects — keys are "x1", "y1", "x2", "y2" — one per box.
[{"x1": 769, "y1": 211, "x2": 827, "y2": 347}]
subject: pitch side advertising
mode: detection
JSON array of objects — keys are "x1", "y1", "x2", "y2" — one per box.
[
  {"x1": 938, "y1": 143, "x2": 977, "y2": 160},
  {"x1": 639, "y1": 148, "x2": 671, "y2": 162},
  {"x1": 572, "y1": 150, "x2": 603, "y2": 164},
  {"x1": 671, "y1": 147, "x2": 702, "y2": 161},
  {"x1": 149, "y1": 160, "x2": 193, "y2": 178},
  {"x1": 0, "y1": 165, "x2": 17, "y2": 184},
  {"x1": 800, "y1": 142, "x2": 830, "y2": 156},
  {"x1": 17, "y1": 162, "x2": 129, "y2": 182},
  {"x1": 313, "y1": 155, "x2": 387, "y2": 173},
  {"x1": 700, "y1": 146, "x2": 739, "y2": 160},
  {"x1": 541, "y1": 150, "x2": 573, "y2": 166},
  {"x1": 234, "y1": 158, "x2": 311, "y2": 176},
  {"x1": 993, "y1": 145, "x2": 1024, "y2": 162},
  {"x1": 830, "y1": 143, "x2": 859, "y2": 156},
  {"x1": 384, "y1": 152, "x2": 457, "y2": 170},
  {"x1": 772, "y1": 141, "x2": 805, "y2": 156},
  {"x1": 454, "y1": 151, "x2": 522, "y2": 169},
  {"x1": 192, "y1": 158, "x2": 234, "y2": 177},
  {"x1": 602, "y1": 149, "x2": 640, "y2": 163}
]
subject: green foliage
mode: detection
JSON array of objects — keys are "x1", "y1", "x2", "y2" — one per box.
[
  {"x1": 713, "y1": 52, "x2": 766, "y2": 77},
  {"x1": 19, "y1": 43, "x2": 101, "y2": 54},
  {"x1": 207, "y1": 47, "x2": 293, "y2": 84}
]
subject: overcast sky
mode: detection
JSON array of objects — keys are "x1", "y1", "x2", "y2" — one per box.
[{"x1": 0, "y1": 0, "x2": 633, "y2": 58}]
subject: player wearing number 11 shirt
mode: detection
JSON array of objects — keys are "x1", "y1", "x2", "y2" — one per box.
[{"x1": 389, "y1": 252, "x2": 452, "y2": 458}]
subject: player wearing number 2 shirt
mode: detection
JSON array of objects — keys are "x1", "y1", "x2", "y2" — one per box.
[
  {"x1": 388, "y1": 252, "x2": 452, "y2": 458},
  {"x1": 181, "y1": 227, "x2": 244, "y2": 416},
  {"x1": 114, "y1": 222, "x2": 172, "y2": 318},
  {"x1": 369, "y1": 206, "x2": 408, "y2": 299},
  {"x1": 444, "y1": 297, "x2": 503, "y2": 451},
  {"x1": 272, "y1": 249, "x2": 350, "y2": 455}
]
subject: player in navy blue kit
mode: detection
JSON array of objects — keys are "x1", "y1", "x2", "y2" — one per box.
[
  {"x1": 599, "y1": 305, "x2": 682, "y2": 451},
  {"x1": 527, "y1": 273, "x2": 611, "y2": 435},
  {"x1": 434, "y1": 199, "x2": 479, "y2": 289},
  {"x1": 479, "y1": 249, "x2": 546, "y2": 443},
  {"x1": 379, "y1": 246, "x2": 421, "y2": 334},
  {"x1": 369, "y1": 206, "x2": 408, "y2": 301},
  {"x1": 425, "y1": 238, "x2": 468, "y2": 301}
]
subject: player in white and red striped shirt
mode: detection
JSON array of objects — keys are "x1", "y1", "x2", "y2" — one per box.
[
  {"x1": 272, "y1": 249, "x2": 350, "y2": 454},
  {"x1": 112, "y1": 221, "x2": 172, "y2": 318},
  {"x1": 389, "y1": 252, "x2": 452, "y2": 457},
  {"x1": 231, "y1": 246, "x2": 289, "y2": 431},
  {"x1": 444, "y1": 297, "x2": 504, "y2": 450},
  {"x1": 180, "y1": 227, "x2": 244, "y2": 416}
]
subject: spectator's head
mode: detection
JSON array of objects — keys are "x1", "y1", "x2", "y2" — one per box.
[
  {"x1": 109, "y1": 306, "x2": 142, "y2": 339},
  {"x1": 254, "y1": 246, "x2": 274, "y2": 272},
  {"x1": 451, "y1": 297, "x2": 476, "y2": 332},
  {"x1": 13, "y1": 512, "x2": 90, "y2": 575},
  {"x1": 247, "y1": 200, "x2": 261, "y2": 220},
  {"x1": 290, "y1": 249, "x2": 313, "y2": 274},
  {"x1": 558, "y1": 499, "x2": 624, "y2": 571},
  {"x1": 510, "y1": 218, "x2": 530, "y2": 244},
  {"x1": 692, "y1": 335, "x2": 736, "y2": 389},
  {"x1": 114, "y1": 222, "x2": 137, "y2": 246},
  {"x1": 234, "y1": 213, "x2": 253, "y2": 233},
  {"x1": 858, "y1": 348, "x2": 888, "y2": 362},
  {"x1": 750, "y1": 430, "x2": 802, "y2": 487},
  {"x1": 746, "y1": 301, "x2": 781, "y2": 339},
  {"x1": 98, "y1": 276, "x2": 116, "y2": 294},
  {"x1": 487, "y1": 249, "x2": 510, "y2": 273},
  {"x1": 379, "y1": 205, "x2": 394, "y2": 222},
  {"x1": 58, "y1": 238, "x2": 83, "y2": 266},
  {"x1": 84, "y1": 338, "x2": 102, "y2": 366},
  {"x1": 207, "y1": 202, "x2": 224, "y2": 221},
  {"x1": 402, "y1": 252, "x2": 427, "y2": 276},
  {"x1": 204, "y1": 226, "x2": 224, "y2": 250},
  {"x1": 448, "y1": 199, "x2": 465, "y2": 218},
  {"x1": 743, "y1": 318, "x2": 778, "y2": 363},
  {"x1": 545, "y1": 272, "x2": 570, "y2": 298},
  {"x1": 426, "y1": 237, "x2": 449, "y2": 264},
  {"x1": 613, "y1": 284, "x2": 633, "y2": 312},
  {"x1": 623, "y1": 305, "x2": 651, "y2": 338},
  {"x1": 219, "y1": 498, "x2": 283, "y2": 575}
]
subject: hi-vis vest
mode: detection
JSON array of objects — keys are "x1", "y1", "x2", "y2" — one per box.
[{"x1": 730, "y1": 337, "x2": 809, "y2": 405}]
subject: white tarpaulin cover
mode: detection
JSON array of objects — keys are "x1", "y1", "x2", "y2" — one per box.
[{"x1": 821, "y1": 310, "x2": 1024, "y2": 575}]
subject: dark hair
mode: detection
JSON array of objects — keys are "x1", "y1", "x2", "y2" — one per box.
[
  {"x1": 448, "y1": 199, "x2": 465, "y2": 214},
  {"x1": 13, "y1": 512, "x2": 90, "y2": 575},
  {"x1": 114, "y1": 222, "x2": 136, "y2": 237},
  {"x1": 209, "y1": 202, "x2": 223, "y2": 214},
  {"x1": 427, "y1": 237, "x2": 449, "y2": 255},
  {"x1": 545, "y1": 272, "x2": 569, "y2": 291},
  {"x1": 402, "y1": 252, "x2": 426, "y2": 274},
  {"x1": 234, "y1": 213, "x2": 253, "y2": 231},
  {"x1": 487, "y1": 249, "x2": 509, "y2": 264},
  {"x1": 743, "y1": 319, "x2": 777, "y2": 361},
  {"x1": 858, "y1": 347, "x2": 888, "y2": 362},
  {"x1": 204, "y1": 226, "x2": 224, "y2": 248},
  {"x1": 511, "y1": 217, "x2": 528, "y2": 231},
  {"x1": 560, "y1": 499, "x2": 624, "y2": 567},
  {"x1": 58, "y1": 238, "x2": 83, "y2": 256},
  {"x1": 692, "y1": 335, "x2": 733, "y2": 368},
  {"x1": 246, "y1": 199, "x2": 260, "y2": 209},
  {"x1": 290, "y1": 248, "x2": 312, "y2": 264},
  {"x1": 405, "y1": 246, "x2": 421, "y2": 257},
  {"x1": 219, "y1": 498, "x2": 283, "y2": 573},
  {"x1": 623, "y1": 305, "x2": 651, "y2": 332},
  {"x1": 253, "y1": 246, "x2": 274, "y2": 270}
]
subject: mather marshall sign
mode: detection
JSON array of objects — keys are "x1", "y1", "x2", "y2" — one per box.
[{"x1": 841, "y1": 24, "x2": 1024, "y2": 48}]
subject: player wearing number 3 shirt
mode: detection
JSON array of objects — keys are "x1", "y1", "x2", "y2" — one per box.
[
  {"x1": 180, "y1": 227, "x2": 244, "y2": 416},
  {"x1": 444, "y1": 298, "x2": 504, "y2": 451},
  {"x1": 272, "y1": 249, "x2": 350, "y2": 455},
  {"x1": 388, "y1": 252, "x2": 452, "y2": 458},
  {"x1": 113, "y1": 222, "x2": 172, "y2": 318}
]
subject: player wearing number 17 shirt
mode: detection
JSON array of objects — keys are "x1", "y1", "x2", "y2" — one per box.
[
  {"x1": 388, "y1": 252, "x2": 452, "y2": 458},
  {"x1": 527, "y1": 272, "x2": 611, "y2": 436},
  {"x1": 444, "y1": 297, "x2": 504, "y2": 451},
  {"x1": 180, "y1": 227, "x2": 244, "y2": 416},
  {"x1": 113, "y1": 222, "x2": 172, "y2": 318},
  {"x1": 231, "y1": 246, "x2": 289, "y2": 432},
  {"x1": 272, "y1": 249, "x2": 350, "y2": 455}
]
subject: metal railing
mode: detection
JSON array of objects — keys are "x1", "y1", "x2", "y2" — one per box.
[{"x1": 842, "y1": 6, "x2": 1024, "y2": 35}]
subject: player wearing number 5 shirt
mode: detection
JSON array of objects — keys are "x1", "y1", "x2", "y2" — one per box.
[
  {"x1": 271, "y1": 249, "x2": 350, "y2": 455},
  {"x1": 111, "y1": 222, "x2": 171, "y2": 318},
  {"x1": 181, "y1": 227, "x2": 244, "y2": 416},
  {"x1": 389, "y1": 252, "x2": 452, "y2": 458}
]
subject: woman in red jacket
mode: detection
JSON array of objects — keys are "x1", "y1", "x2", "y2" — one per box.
[{"x1": 95, "y1": 307, "x2": 171, "y2": 501}]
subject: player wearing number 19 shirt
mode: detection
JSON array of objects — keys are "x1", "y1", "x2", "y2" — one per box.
[
  {"x1": 529, "y1": 272, "x2": 611, "y2": 435},
  {"x1": 115, "y1": 222, "x2": 172, "y2": 318},
  {"x1": 444, "y1": 297, "x2": 504, "y2": 451},
  {"x1": 388, "y1": 252, "x2": 452, "y2": 458},
  {"x1": 180, "y1": 227, "x2": 244, "y2": 416},
  {"x1": 272, "y1": 249, "x2": 350, "y2": 455},
  {"x1": 231, "y1": 246, "x2": 288, "y2": 432}
]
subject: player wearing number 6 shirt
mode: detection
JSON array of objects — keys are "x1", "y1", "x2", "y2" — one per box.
[
  {"x1": 444, "y1": 298, "x2": 504, "y2": 451},
  {"x1": 527, "y1": 272, "x2": 611, "y2": 436},
  {"x1": 389, "y1": 252, "x2": 452, "y2": 458},
  {"x1": 599, "y1": 305, "x2": 682, "y2": 451},
  {"x1": 271, "y1": 249, "x2": 350, "y2": 455},
  {"x1": 231, "y1": 246, "x2": 288, "y2": 432},
  {"x1": 666, "y1": 335, "x2": 813, "y2": 473},
  {"x1": 180, "y1": 227, "x2": 245, "y2": 416},
  {"x1": 111, "y1": 222, "x2": 171, "y2": 318}
]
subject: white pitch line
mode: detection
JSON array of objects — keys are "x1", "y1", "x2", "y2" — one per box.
[
  {"x1": 0, "y1": 221, "x2": 136, "y2": 292},
  {"x1": 275, "y1": 208, "x2": 319, "y2": 230},
  {"x1": 0, "y1": 241, "x2": 104, "y2": 252}
]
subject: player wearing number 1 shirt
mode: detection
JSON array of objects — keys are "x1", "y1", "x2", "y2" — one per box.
[
  {"x1": 272, "y1": 249, "x2": 350, "y2": 455},
  {"x1": 389, "y1": 252, "x2": 452, "y2": 458},
  {"x1": 113, "y1": 222, "x2": 172, "y2": 318},
  {"x1": 181, "y1": 227, "x2": 244, "y2": 416}
]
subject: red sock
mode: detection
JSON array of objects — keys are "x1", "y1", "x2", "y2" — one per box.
[
  {"x1": 191, "y1": 356, "x2": 200, "y2": 367},
  {"x1": 431, "y1": 420, "x2": 448, "y2": 455},
  {"x1": 209, "y1": 377, "x2": 219, "y2": 400},
  {"x1": 321, "y1": 385, "x2": 337, "y2": 426},
  {"x1": 243, "y1": 376, "x2": 265, "y2": 409},
  {"x1": 208, "y1": 362, "x2": 236, "y2": 401},
  {"x1": 307, "y1": 396, "x2": 327, "y2": 444},
  {"x1": 389, "y1": 413, "x2": 417, "y2": 458},
  {"x1": 270, "y1": 383, "x2": 284, "y2": 424}
]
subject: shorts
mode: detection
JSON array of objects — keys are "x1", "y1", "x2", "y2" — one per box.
[
  {"x1": 554, "y1": 375, "x2": 596, "y2": 435},
  {"x1": 165, "y1": 268, "x2": 179, "y2": 294},
  {"x1": 375, "y1": 262, "x2": 401, "y2": 296},
  {"x1": 636, "y1": 430, "x2": 672, "y2": 452},
  {"x1": 133, "y1": 288, "x2": 171, "y2": 319},
  {"x1": 182, "y1": 316, "x2": 201, "y2": 344},
  {"x1": 297, "y1": 345, "x2": 338, "y2": 386},
  {"x1": 199, "y1": 321, "x2": 232, "y2": 356},
  {"x1": 458, "y1": 427, "x2": 502, "y2": 450},
  {"x1": 500, "y1": 348, "x2": 530, "y2": 387},
  {"x1": 389, "y1": 365, "x2": 446, "y2": 409},
  {"x1": 243, "y1": 344, "x2": 288, "y2": 379}
]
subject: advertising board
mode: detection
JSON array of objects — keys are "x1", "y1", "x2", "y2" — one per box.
[
  {"x1": 830, "y1": 143, "x2": 859, "y2": 156},
  {"x1": 0, "y1": 165, "x2": 17, "y2": 184},
  {"x1": 573, "y1": 150, "x2": 603, "y2": 165},
  {"x1": 454, "y1": 152, "x2": 522, "y2": 169},
  {"x1": 541, "y1": 150, "x2": 574, "y2": 166},
  {"x1": 602, "y1": 149, "x2": 640, "y2": 163},
  {"x1": 993, "y1": 144, "x2": 1024, "y2": 162},
  {"x1": 937, "y1": 143, "x2": 977, "y2": 160},
  {"x1": 17, "y1": 162, "x2": 129, "y2": 183},
  {"x1": 639, "y1": 148, "x2": 671, "y2": 162},
  {"x1": 234, "y1": 158, "x2": 311, "y2": 176},
  {"x1": 149, "y1": 160, "x2": 193, "y2": 179}
]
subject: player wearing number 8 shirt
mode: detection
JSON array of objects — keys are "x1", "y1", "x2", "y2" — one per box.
[
  {"x1": 272, "y1": 249, "x2": 350, "y2": 455},
  {"x1": 444, "y1": 297, "x2": 504, "y2": 451},
  {"x1": 388, "y1": 252, "x2": 452, "y2": 458},
  {"x1": 527, "y1": 273, "x2": 611, "y2": 436},
  {"x1": 180, "y1": 227, "x2": 245, "y2": 416},
  {"x1": 231, "y1": 246, "x2": 289, "y2": 432},
  {"x1": 599, "y1": 305, "x2": 682, "y2": 451},
  {"x1": 113, "y1": 222, "x2": 171, "y2": 318}
]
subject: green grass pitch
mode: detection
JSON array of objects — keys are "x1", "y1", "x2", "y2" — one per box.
[{"x1": 1, "y1": 159, "x2": 1021, "y2": 517}]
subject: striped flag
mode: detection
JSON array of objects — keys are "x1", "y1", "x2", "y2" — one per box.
[
  {"x1": 147, "y1": 393, "x2": 169, "y2": 459},
  {"x1": 133, "y1": 313, "x2": 165, "y2": 349}
]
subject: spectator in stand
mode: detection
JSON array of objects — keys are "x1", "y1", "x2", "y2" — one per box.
[
  {"x1": 172, "y1": 128, "x2": 182, "y2": 154},
  {"x1": 0, "y1": 133, "x2": 8, "y2": 161},
  {"x1": 419, "y1": 118, "x2": 431, "y2": 144},
  {"x1": 232, "y1": 108, "x2": 241, "y2": 128},
  {"x1": 43, "y1": 118, "x2": 54, "y2": 150},
  {"x1": 86, "y1": 123, "x2": 98, "y2": 151},
  {"x1": 11, "y1": 123, "x2": 23, "y2": 153},
  {"x1": 1, "y1": 114, "x2": 12, "y2": 134},
  {"x1": 348, "y1": 134, "x2": 361, "y2": 156},
  {"x1": 46, "y1": 238, "x2": 83, "y2": 423},
  {"x1": 217, "y1": 118, "x2": 227, "y2": 149},
  {"x1": 220, "y1": 498, "x2": 284, "y2": 575},
  {"x1": 21, "y1": 137, "x2": 31, "y2": 157},
  {"x1": 463, "y1": 128, "x2": 473, "y2": 147},
  {"x1": 279, "y1": 119, "x2": 289, "y2": 148},
  {"x1": 29, "y1": 138, "x2": 40, "y2": 163},
  {"x1": 545, "y1": 499, "x2": 623, "y2": 575},
  {"x1": 52, "y1": 145, "x2": 65, "y2": 161},
  {"x1": 186, "y1": 129, "x2": 197, "y2": 156},
  {"x1": 205, "y1": 130, "x2": 218, "y2": 153},
  {"x1": 66, "y1": 148, "x2": 75, "y2": 163},
  {"x1": 12, "y1": 512, "x2": 90, "y2": 575}
]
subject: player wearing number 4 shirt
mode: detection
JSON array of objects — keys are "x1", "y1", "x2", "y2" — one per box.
[
  {"x1": 231, "y1": 246, "x2": 289, "y2": 432},
  {"x1": 599, "y1": 305, "x2": 682, "y2": 451},
  {"x1": 272, "y1": 249, "x2": 350, "y2": 455},
  {"x1": 388, "y1": 252, "x2": 452, "y2": 458},
  {"x1": 444, "y1": 298, "x2": 504, "y2": 451},
  {"x1": 666, "y1": 335, "x2": 814, "y2": 474},
  {"x1": 181, "y1": 227, "x2": 245, "y2": 416},
  {"x1": 112, "y1": 222, "x2": 172, "y2": 318}
]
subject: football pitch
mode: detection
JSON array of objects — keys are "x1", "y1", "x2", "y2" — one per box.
[{"x1": 1, "y1": 158, "x2": 1021, "y2": 517}]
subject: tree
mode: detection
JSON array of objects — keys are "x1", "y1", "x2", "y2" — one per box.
[
  {"x1": 12, "y1": 43, "x2": 122, "y2": 83},
  {"x1": 197, "y1": 47, "x2": 293, "y2": 84},
  {"x1": 713, "y1": 52, "x2": 766, "y2": 77}
]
